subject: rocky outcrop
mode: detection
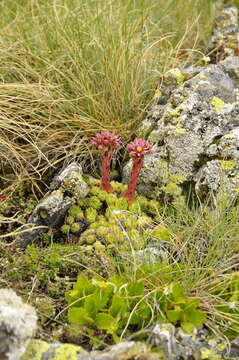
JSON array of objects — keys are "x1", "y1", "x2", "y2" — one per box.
[
  {"x1": 209, "y1": 6, "x2": 239, "y2": 62},
  {"x1": 123, "y1": 56, "x2": 239, "y2": 202},
  {"x1": 150, "y1": 323, "x2": 233, "y2": 360},
  {"x1": 21, "y1": 341, "x2": 159, "y2": 360},
  {"x1": 0, "y1": 289, "x2": 238, "y2": 360},
  {"x1": 21, "y1": 324, "x2": 239, "y2": 360},
  {"x1": 0, "y1": 289, "x2": 37, "y2": 360},
  {"x1": 20, "y1": 162, "x2": 89, "y2": 247}
]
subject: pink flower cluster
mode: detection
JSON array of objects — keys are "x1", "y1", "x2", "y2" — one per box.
[
  {"x1": 91, "y1": 131, "x2": 153, "y2": 201},
  {"x1": 91, "y1": 131, "x2": 121, "y2": 151}
]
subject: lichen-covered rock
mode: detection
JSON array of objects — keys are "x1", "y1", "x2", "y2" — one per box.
[
  {"x1": 21, "y1": 328, "x2": 239, "y2": 360},
  {"x1": 209, "y1": 6, "x2": 239, "y2": 62},
  {"x1": 21, "y1": 340, "x2": 161, "y2": 360},
  {"x1": 21, "y1": 340, "x2": 85, "y2": 360},
  {"x1": 123, "y1": 56, "x2": 239, "y2": 201},
  {"x1": 20, "y1": 163, "x2": 89, "y2": 247},
  {"x1": 20, "y1": 190, "x2": 73, "y2": 247},
  {"x1": 50, "y1": 162, "x2": 89, "y2": 199},
  {"x1": 0, "y1": 289, "x2": 37, "y2": 360},
  {"x1": 149, "y1": 323, "x2": 230, "y2": 360},
  {"x1": 227, "y1": 336, "x2": 239, "y2": 359}
]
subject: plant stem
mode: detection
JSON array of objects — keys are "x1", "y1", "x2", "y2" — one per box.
[
  {"x1": 101, "y1": 151, "x2": 113, "y2": 193},
  {"x1": 122, "y1": 158, "x2": 143, "y2": 202}
]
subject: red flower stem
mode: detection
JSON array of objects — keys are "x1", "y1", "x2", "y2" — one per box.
[
  {"x1": 122, "y1": 158, "x2": 143, "y2": 201},
  {"x1": 101, "y1": 150, "x2": 113, "y2": 193}
]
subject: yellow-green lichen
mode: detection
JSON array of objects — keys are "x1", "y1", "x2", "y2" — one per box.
[
  {"x1": 21, "y1": 339, "x2": 50, "y2": 360},
  {"x1": 153, "y1": 88, "x2": 162, "y2": 99},
  {"x1": 224, "y1": 133, "x2": 236, "y2": 139},
  {"x1": 205, "y1": 67, "x2": 212, "y2": 73},
  {"x1": 149, "y1": 130, "x2": 159, "y2": 144},
  {"x1": 167, "y1": 68, "x2": 185, "y2": 85},
  {"x1": 200, "y1": 347, "x2": 222, "y2": 360},
  {"x1": 176, "y1": 116, "x2": 184, "y2": 123},
  {"x1": 51, "y1": 344, "x2": 83, "y2": 360},
  {"x1": 216, "y1": 342, "x2": 227, "y2": 351},
  {"x1": 220, "y1": 160, "x2": 237, "y2": 170},
  {"x1": 155, "y1": 161, "x2": 168, "y2": 169},
  {"x1": 175, "y1": 128, "x2": 186, "y2": 135},
  {"x1": 170, "y1": 173, "x2": 186, "y2": 184},
  {"x1": 211, "y1": 96, "x2": 224, "y2": 113},
  {"x1": 169, "y1": 106, "x2": 183, "y2": 117},
  {"x1": 198, "y1": 73, "x2": 207, "y2": 80}
]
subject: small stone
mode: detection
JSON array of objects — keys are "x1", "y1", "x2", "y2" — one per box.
[
  {"x1": 0, "y1": 289, "x2": 37, "y2": 360},
  {"x1": 50, "y1": 162, "x2": 89, "y2": 199}
]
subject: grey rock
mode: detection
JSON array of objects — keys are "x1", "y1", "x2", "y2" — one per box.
[
  {"x1": 50, "y1": 162, "x2": 89, "y2": 199},
  {"x1": 20, "y1": 189, "x2": 73, "y2": 247},
  {"x1": 123, "y1": 56, "x2": 239, "y2": 201},
  {"x1": 22, "y1": 340, "x2": 159, "y2": 360},
  {"x1": 20, "y1": 323, "x2": 239, "y2": 360},
  {"x1": 226, "y1": 336, "x2": 239, "y2": 359},
  {"x1": 210, "y1": 6, "x2": 239, "y2": 61},
  {"x1": 181, "y1": 66, "x2": 205, "y2": 81},
  {"x1": 149, "y1": 323, "x2": 228, "y2": 360},
  {"x1": 0, "y1": 289, "x2": 37, "y2": 360},
  {"x1": 20, "y1": 163, "x2": 89, "y2": 247}
]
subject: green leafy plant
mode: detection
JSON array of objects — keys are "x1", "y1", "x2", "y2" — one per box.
[{"x1": 65, "y1": 263, "x2": 206, "y2": 344}]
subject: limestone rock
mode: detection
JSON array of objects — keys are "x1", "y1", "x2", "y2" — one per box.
[
  {"x1": 20, "y1": 163, "x2": 89, "y2": 247},
  {"x1": 21, "y1": 328, "x2": 239, "y2": 360},
  {"x1": 149, "y1": 323, "x2": 229, "y2": 360},
  {"x1": 20, "y1": 189, "x2": 73, "y2": 247},
  {"x1": 21, "y1": 340, "x2": 160, "y2": 360},
  {"x1": 50, "y1": 162, "x2": 89, "y2": 199},
  {"x1": 210, "y1": 6, "x2": 239, "y2": 62},
  {"x1": 0, "y1": 289, "x2": 37, "y2": 360},
  {"x1": 123, "y1": 56, "x2": 239, "y2": 201}
]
